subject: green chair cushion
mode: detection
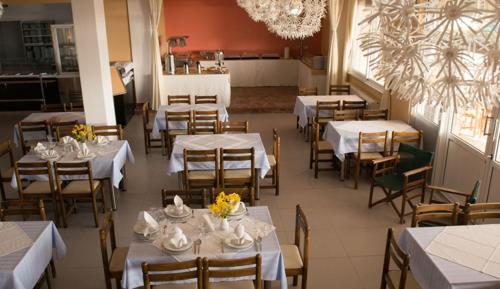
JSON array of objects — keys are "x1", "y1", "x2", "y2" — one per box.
[{"x1": 374, "y1": 174, "x2": 404, "y2": 191}]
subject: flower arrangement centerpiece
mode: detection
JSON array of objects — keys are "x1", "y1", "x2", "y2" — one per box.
[
  {"x1": 209, "y1": 192, "x2": 241, "y2": 231},
  {"x1": 71, "y1": 124, "x2": 95, "y2": 143}
]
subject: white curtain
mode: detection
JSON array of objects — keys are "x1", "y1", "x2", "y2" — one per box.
[{"x1": 148, "y1": 0, "x2": 163, "y2": 110}]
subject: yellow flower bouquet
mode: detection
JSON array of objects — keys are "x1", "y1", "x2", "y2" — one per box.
[
  {"x1": 209, "y1": 192, "x2": 241, "y2": 219},
  {"x1": 71, "y1": 124, "x2": 95, "y2": 143}
]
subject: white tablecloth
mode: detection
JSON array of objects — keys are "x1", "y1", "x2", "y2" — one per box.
[
  {"x1": 13, "y1": 112, "x2": 86, "y2": 146},
  {"x1": 167, "y1": 134, "x2": 270, "y2": 178},
  {"x1": 323, "y1": 120, "x2": 417, "y2": 161},
  {"x1": 400, "y1": 226, "x2": 500, "y2": 289},
  {"x1": 152, "y1": 104, "x2": 229, "y2": 138},
  {"x1": 11, "y1": 140, "x2": 135, "y2": 188},
  {"x1": 122, "y1": 206, "x2": 287, "y2": 289},
  {"x1": 161, "y1": 74, "x2": 231, "y2": 107},
  {"x1": 0, "y1": 221, "x2": 66, "y2": 289},
  {"x1": 293, "y1": 95, "x2": 364, "y2": 128}
]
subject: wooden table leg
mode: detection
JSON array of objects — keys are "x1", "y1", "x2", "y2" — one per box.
[
  {"x1": 264, "y1": 280, "x2": 271, "y2": 289},
  {"x1": 108, "y1": 178, "x2": 117, "y2": 211},
  {"x1": 340, "y1": 159, "x2": 345, "y2": 181}
]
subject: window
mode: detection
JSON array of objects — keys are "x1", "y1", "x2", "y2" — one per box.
[
  {"x1": 412, "y1": 103, "x2": 442, "y2": 125},
  {"x1": 451, "y1": 106, "x2": 492, "y2": 153}
]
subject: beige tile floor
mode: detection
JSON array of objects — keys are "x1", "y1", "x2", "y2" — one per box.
[{"x1": 0, "y1": 111, "x2": 409, "y2": 289}]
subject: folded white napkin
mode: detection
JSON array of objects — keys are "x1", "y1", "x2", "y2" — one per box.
[
  {"x1": 77, "y1": 143, "x2": 93, "y2": 159},
  {"x1": 232, "y1": 224, "x2": 253, "y2": 245},
  {"x1": 169, "y1": 226, "x2": 188, "y2": 248},
  {"x1": 60, "y1": 136, "x2": 75, "y2": 144},
  {"x1": 96, "y1": 135, "x2": 109, "y2": 145},
  {"x1": 33, "y1": 142, "x2": 47, "y2": 153},
  {"x1": 41, "y1": 149, "x2": 59, "y2": 159},
  {"x1": 140, "y1": 211, "x2": 160, "y2": 237},
  {"x1": 231, "y1": 201, "x2": 246, "y2": 214},
  {"x1": 202, "y1": 214, "x2": 215, "y2": 232},
  {"x1": 70, "y1": 139, "x2": 80, "y2": 151},
  {"x1": 173, "y1": 195, "x2": 184, "y2": 215}
]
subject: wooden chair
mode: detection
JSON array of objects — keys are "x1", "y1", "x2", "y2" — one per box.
[
  {"x1": 361, "y1": 109, "x2": 389, "y2": 120},
  {"x1": 281, "y1": 204, "x2": 310, "y2": 289},
  {"x1": 342, "y1": 100, "x2": 367, "y2": 111},
  {"x1": 352, "y1": 131, "x2": 388, "y2": 189},
  {"x1": 168, "y1": 95, "x2": 191, "y2": 105},
  {"x1": 0, "y1": 199, "x2": 47, "y2": 221},
  {"x1": 163, "y1": 110, "x2": 191, "y2": 156},
  {"x1": 142, "y1": 101, "x2": 162, "y2": 154},
  {"x1": 14, "y1": 161, "x2": 59, "y2": 224},
  {"x1": 380, "y1": 228, "x2": 421, "y2": 289},
  {"x1": 190, "y1": 110, "x2": 219, "y2": 134},
  {"x1": 142, "y1": 258, "x2": 203, "y2": 289},
  {"x1": 41, "y1": 103, "x2": 66, "y2": 112},
  {"x1": 309, "y1": 122, "x2": 335, "y2": 178},
  {"x1": 18, "y1": 121, "x2": 50, "y2": 154},
  {"x1": 161, "y1": 189, "x2": 208, "y2": 208},
  {"x1": 368, "y1": 144, "x2": 434, "y2": 224},
  {"x1": 51, "y1": 120, "x2": 78, "y2": 140},
  {"x1": 297, "y1": 87, "x2": 318, "y2": 130},
  {"x1": 54, "y1": 161, "x2": 106, "y2": 227},
  {"x1": 262, "y1": 129, "x2": 280, "y2": 195},
  {"x1": 183, "y1": 149, "x2": 219, "y2": 190},
  {"x1": 329, "y1": 84, "x2": 350, "y2": 95},
  {"x1": 0, "y1": 139, "x2": 15, "y2": 201},
  {"x1": 202, "y1": 255, "x2": 262, "y2": 289},
  {"x1": 99, "y1": 209, "x2": 129, "y2": 289},
  {"x1": 55, "y1": 124, "x2": 77, "y2": 141},
  {"x1": 428, "y1": 181, "x2": 478, "y2": 207},
  {"x1": 464, "y1": 202, "x2": 500, "y2": 225},
  {"x1": 333, "y1": 110, "x2": 358, "y2": 121},
  {"x1": 211, "y1": 187, "x2": 256, "y2": 206},
  {"x1": 390, "y1": 131, "x2": 423, "y2": 158},
  {"x1": 220, "y1": 148, "x2": 255, "y2": 189},
  {"x1": 195, "y1": 95, "x2": 217, "y2": 104},
  {"x1": 315, "y1": 101, "x2": 340, "y2": 127},
  {"x1": 92, "y1": 125, "x2": 124, "y2": 140},
  {"x1": 411, "y1": 203, "x2": 459, "y2": 227},
  {"x1": 219, "y1": 121, "x2": 249, "y2": 134},
  {"x1": 69, "y1": 102, "x2": 84, "y2": 112}
]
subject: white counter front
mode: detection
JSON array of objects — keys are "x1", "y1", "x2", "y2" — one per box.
[{"x1": 161, "y1": 73, "x2": 231, "y2": 107}]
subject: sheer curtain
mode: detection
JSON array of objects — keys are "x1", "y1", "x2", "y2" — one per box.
[{"x1": 148, "y1": 0, "x2": 163, "y2": 110}]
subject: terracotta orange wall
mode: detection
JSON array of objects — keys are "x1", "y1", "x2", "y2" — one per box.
[{"x1": 164, "y1": 0, "x2": 323, "y2": 57}]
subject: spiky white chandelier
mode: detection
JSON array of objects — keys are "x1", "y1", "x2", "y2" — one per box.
[
  {"x1": 237, "y1": 0, "x2": 327, "y2": 40},
  {"x1": 358, "y1": 0, "x2": 500, "y2": 111}
]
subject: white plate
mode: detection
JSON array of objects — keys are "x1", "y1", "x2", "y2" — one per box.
[
  {"x1": 164, "y1": 205, "x2": 192, "y2": 218},
  {"x1": 40, "y1": 155, "x2": 59, "y2": 161},
  {"x1": 163, "y1": 238, "x2": 193, "y2": 253},
  {"x1": 229, "y1": 203, "x2": 246, "y2": 216},
  {"x1": 133, "y1": 223, "x2": 160, "y2": 236},
  {"x1": 76, "y1": 153, "x2": 96, "y2": 160},
  {"x1": 224, "y1": 237, "x2": 254, "y2": 250}
]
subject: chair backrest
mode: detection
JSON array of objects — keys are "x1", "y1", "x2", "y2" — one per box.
[
  {"x1": 311, "y1": 121, "x2": 323, "y2": 149},
  {"x1": 41, "y1": 103, "x2": 66, "y2": 112},
  {"x1": 203, "y1": 255, "x2": 262, "y2": 289},
  {"x1": 99, "y1": 209, "x2": 118, "y2": 289},
  {"x1": 211, "y1": 187, "x2": 256, "y2": 206},
  {"x1": 219, "y1": 121, "x2": 249, "y2": 134},
  {"x1": 315, "y1": 101, "x2": 340, "y2": 123},
  {"x1": 142, "y1": 101, "x2": 151, "y2": 129},
  {"x1": 195, "y1": 95, "x2": 217, "y2": 104},
  {"x1": 358, "y1": 131, "x2": 388, "y2": 156},
  {"x1": 189, "y1": 121, "x2": 218, "y2": 135},
  {"x1": 143, "y1": 258, "x2": 203, "y2": 289},
  {"x1": 381, "y1": 228, "x2": 411, "y2": 289},
  {"x1": 0, "y1": 139, "x2": 15, "y2": 168},
  {"x1": 193, "y1": 110, "x2": 219, "y2": 122},
  {"x1": 294, "y1": 204, "x2": 310, "y2": 272},
  {"x1": 464, "y1": 202, "x2": 500, "y2": 224},
  {"x1": 183, "y1": 149, "x2": 219, "y2": 188},
  {"x1": 390, "y1": 131, "x2": 423, "y2": 156},
  {"x1": 18, "y1": 121, "x2": 49, "y2": 152},
  {"x1": 411, "y1": 202, "x2": 459, "y2": 227},
  {"x1": 51, "y1": 120, "x2": 79, "y2": 137},
  {"x1": 361, "y1": 109, "x2": 389, "y2": 120},
  {"x1": 168, "y1": 95, "x2": 191, "y2": 105},
  {"x1": 69, "y1": 102, "x2": 84, "y2": 112},
  {"x1": 162, "y1": 189, "x2": 208, "y2": 208},
  {"x1": 165, "y1": 110, "x2": 191, "y2": 134},
  {"x1": 54, "y1": 161, "x2": 96, "y2": 193},
  {"x1": 298, "y1": 87, "x2": 318, "y2": 96},
  {"x1": 342, "y1": 100, "x2": 367, "y2": 110},
  {"x1": 329, "y1": 84, "x2": 350, "y2": 95},
  {"x1": 15, "y1": 161, "x2": 56, "y2": 196},
  {"x1": 55, "y1": 124, "x2": 77, "y2": 141},
  {"x1": 220, "y1": 148, "x2": 255, "y2": 188},
  {"x1": 0, "y1": 199, "x2": 47, "y2": 221},
  {"x1": 397, "y1": 144, "x2": 433, "y2": 174},
  {"x1": 333, "y1": 109, "x2": 358, "y2": 121},
  {"x1": 92, "y1": 125, "x2": 124, "y2": 140}
]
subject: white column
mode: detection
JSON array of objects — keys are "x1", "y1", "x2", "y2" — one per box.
[{"x1": 71, "y1": 0, "x2": 116, "y2": 125}]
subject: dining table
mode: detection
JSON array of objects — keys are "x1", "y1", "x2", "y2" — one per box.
[
  {"x1": 0, "y1": 221, "x2": 66, "y2": 289},
  {"x1": 399, "y1": 225, "x2": 500, "y2": 289},
  {"x1": 151, "y1": 103, "x2": 229, "y2": 138},
  {"x1": 13, "y1": 112, "x2": 86, "y2": 147},
  {"x1": 11, "y1": 140, "x2": 135, "y2": 210},
  {"x1": 323, "y1": 120, "x2": 418, "y2": 180},
  {"x1": 122, "y1": 206, "x2": 287, "y2": 289}
]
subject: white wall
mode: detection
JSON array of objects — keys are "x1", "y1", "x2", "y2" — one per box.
[
  {"x1": 0, "y1": 4, "x2": 73, "y2": 23},
  {"x1": 127, "y1": 0, "x2": 151, "y2": 104}
]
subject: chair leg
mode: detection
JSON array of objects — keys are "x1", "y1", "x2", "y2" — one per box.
[
  {"x1": 59, "y1": 197, "x2": 68, "y2": 228},
  {"x1": 354, "y1": 160, "x2": 360, "y2": 189},
  {"x1": 296, "y1": 116, "x2": 299, "y2": 129},
  {"x1": 50, "y1": 258, "x2": 56, "y2": 278},
  {"x1": 144, "y1": 133, "x2": 149, "y2": 155},
  {"x1": 314, "y1": 152, "x2": 319, "y2": 178},
  {"x1": 0, "y1": 182, "x2": 6, "y2": 201},
  {"x1": 400, "y1": 194, "x2": 406, "y2": 224},
  {"x1": 91, "y1": 194, "x2": 99, "y2": 228},
  {"x1": 275, "y1": 168, "x2": 280, "y2": 196},
  {"x1": 44, "y1": 267, "x2": 53, "y2": 289},
  {"x1": 302, "y1": 270, "x2": 308, "y2": 289},
  {"x1": 293, "y1": 275, "x2": 298, "y2": 286},
  {"x1": 309, "y1": 147, "x2": 313, "y2": 169},
  {"x1": 101, "y1": 187, "x2": 107, "y2": 213},
  {"x1": 368, "y1": 184, "x2": 375, "y2": 208},
  {"x1": 161, "y1": 131, "x2": 166, "y2": 156},
  {"x1": 120, "y1": 167, "x2": 127, "y2": 191},
  {"x1": 115, "y1": 277, "x2": 122, "y2": 289}
]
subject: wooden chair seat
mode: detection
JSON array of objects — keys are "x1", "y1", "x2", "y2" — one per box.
[
  {"x1": 315, "y1": 141, "x2": 333, "y2": 152},
  {"x1": 224, "y1": 169, "x2": 252, "y2": 179},
  {"x1": 61, "y1": 180, "x2": 101, "y2": 195},
  {"x1": 145, "y1": 123, "x2": 154, "y2": 131},
  {"x1": 388, "y1": 270, "x2": 421, "y2": 289},
  {"x1": 1, "y1": 167, "x2": 13, "y2": 181},
  {"x1": 353, "y1": 152, "x2": 384, "y2": 160},
  {"x1": 209, "y1": 281, "x2": 255, "y2": 289},
  {"x1": 109, "y1": 246, "x2": 129, "y2": 275},
  {"x1": 156, "y1": 283, "x2": 199, "y2": 289},
  {"x1": 188, "y1": 170, "x2": 217, "y2": 180},
  {"x1": 267, "y1": 155, "x2": 276, "y2": 167},
  {"x1": 281, "y1": 244, "x2": 304, "y2": 270},
  {"x1": 23, "y1": 181, "x2": 59, "y2": 195},
  {"x1": 373, "y1": 174, "x2": 404, "y2": 191}
]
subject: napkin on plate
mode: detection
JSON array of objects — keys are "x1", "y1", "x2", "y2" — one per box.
[
  {"x1": 33, "y1": 142, "x2": 47, "y2": 153},
  {"x1": 202, "y1": 214, "x2": 215, "y2": 232},
  {"x1": 173, "y1": 195, "x2": 184, "y2": 215},
  {"x1": 232, "y1": 224, "x2": 253, "y2": 245},
  {"x1": 60, "y1": 136, "x2": 75, "y2": 145},
  {"x1": 70, "y1": 139, "x2": 80, "y2": 151},
  {"x1": 169, "y1": 226, "x2": 188, "y2": 248},
  {"x1": 231, "y1": 201, "x2": 246, "y2": 214},
  {"x1": 77, "y1": 143, "x2": 94, "y2": 159},
  {"x1": 139, "y1": 211, "x2": 160, "y2": 237},
  {"x1": 96, "y1": 135, "x2": 110, "y2": 145},
  {"x1": 41, "y1": 149, "x2": 59, "y2": 159}
]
